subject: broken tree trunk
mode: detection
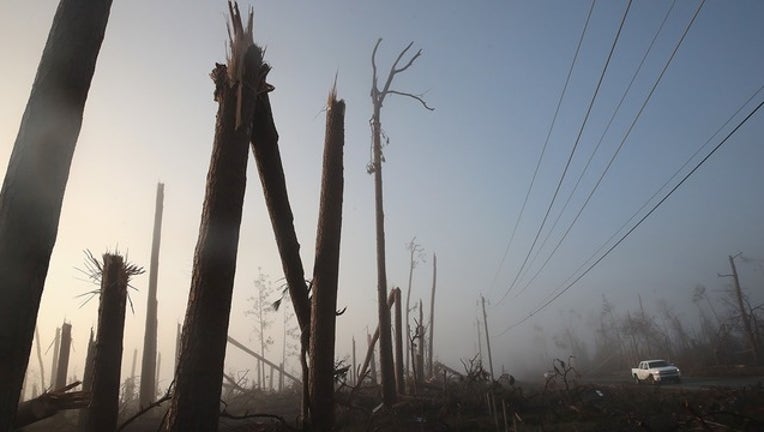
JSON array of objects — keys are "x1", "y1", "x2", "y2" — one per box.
[
  {"x1": 78, "y1": 328, "x2": 95, "y2": 431},
  {"x1": 427, "y1": 253, "x2": 437, "y2": 377},
  {"x1": 308, "y1": 87, "x2": 345, "y2": 431},
  {"x1": 417, "y1": 300, "x2": 424, "y2": 387},
  {"x1": 34, "y1": 327, "x2": 46, "y2": 393},
  {"x1": 394, "y1": 288, "x2": 405, "y2": 394},
  {"x1": 227, "y1": 336, "x2": 301, "y2": 384},
  {"x1": 140, "y1": 182, "x2": 164, "y2": 408},
  {"x1": 352, "y1": 337, "x2": 357, "y2": 386},
  {"x1": 357, "y1": 290, "x2": 396, "y2": 384},
  {"x1": 55, "y1": 322, "x2": 72, "y2": 390},
  {"x1": 86, "y1": 254, "x2": 131, "y2": 432},
  {"x1": 247, "y1": 23, "x2": 312, "y2": 423},
  {"x1": 164, "y1": 6, "x2": 263, "y2": 432},
  {"x1": 51, "y1": 328, "x2": 61, "y2": 389},
  {"x1": 368, "y1": 334, "x2": 377, "y2": 385},
  {"x1": 0, "y1": 0, "x2": 114, "y2": 426}
]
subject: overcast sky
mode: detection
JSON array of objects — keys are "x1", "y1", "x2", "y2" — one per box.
[{"x1": 1, "y1": 0, "x2": 763, "y2": 389}]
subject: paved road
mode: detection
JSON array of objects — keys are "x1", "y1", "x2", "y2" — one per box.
[{"x1": 583, "y1": 375, "x2": 764, "y2": 389}]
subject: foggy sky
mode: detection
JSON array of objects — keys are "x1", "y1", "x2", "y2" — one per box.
[{"x1": 1, "y1": 0, "x2": 762, "y2": 391}]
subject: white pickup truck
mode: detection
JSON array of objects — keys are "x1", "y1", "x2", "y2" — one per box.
[{"x1": 631, "y1": 359, "x2": 681, "y2": 384}]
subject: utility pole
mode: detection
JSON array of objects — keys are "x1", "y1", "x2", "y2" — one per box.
[
  {"x1": 720, "y1": 253, "x2": 759, "y2": 364},
  {"x1": 476, "y1": 318, "x2": 483, "y2": 362},
  {"x1": 481, "y1": 295, "x2": 494, "y2": 380}
]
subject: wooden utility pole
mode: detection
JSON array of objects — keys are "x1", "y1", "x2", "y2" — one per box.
[
  {"x1": 481, "y1": 295, "x2": 495, "y2": 380},
  {"x1": 369, "y1": 38, "x2": 433, "y2": 406},
  {"x1": 0, "y1": 1, "x2": 114, "y2": 426},
  {"x1": 87, "y1": 254, "x2": 134, "y2": 432},
  {"x1": 308, "y1": 86, "x2": 345, "y2": 431},
  {"x1": 164, "y1": 6, "x2": 264, "y2": 431},
  {"x1": 476, "y1": 318, "x2": 483, "y2": 362},
  {"x1": 427, "y1": 254, "x2": 437, "y2": 377},
  {"x1": 140, "y1": 182, "x2": 164, "y2": 408},
  {"x1": 393, "y1": 288, "x2": 405, "y2": 394},
  {"x1": 721, "y1": 253, "x2": 760, "y2": 364},
  {"x1": 55, "y1": 322, "x2": 72, "y2": 390}
]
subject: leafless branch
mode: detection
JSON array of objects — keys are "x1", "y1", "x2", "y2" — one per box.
[
  {"x1": 383, "y1": 90, "x2": 435, "y2": 111},
  {"x1": 370, "y1": 38, "x2": 434, "y2": 111},
  {"x1": 117, "y1": 383, "x2": 173, "y2": 431},
  {"x1": 219, "y1": 409, "x2": 298, "y2": 431}
]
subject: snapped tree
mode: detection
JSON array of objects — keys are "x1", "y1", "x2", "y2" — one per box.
[
  {"x1": 140, "y1": 182, "x2": 164, "y2": 408},
  {"x1": 164, "y1": 4, "x2": 265, "y2": 431},
  {"x1": 308, "y1": 86, "x2": 345, "y2": 431},
  {"x1": 369, "y1": 38, "x2": 433, "y2": 406}
]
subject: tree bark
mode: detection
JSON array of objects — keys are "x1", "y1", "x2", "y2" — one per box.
[
  {"x1": 164, "y1": 7, "x2": 262, "y2": 431},
  {"x1": 371, "y1": 98, "x2": 396, "y2": 406},
  {"x1": 368, "y1": 38, "x2": 433, "y2": 406},
  {"x1": 393, "y1": 288, "x2": 405, "y2": 394},
  {"x1": 308, "y1": 88, "x2": 345, "y2": 431},
  {"x1": 0, "y1": 1, "x2": 113, "y2": 426},
  {"x1": 86, "y1": 254, "x2": 129, "y2": 432},
  {"x1": 140, "y1": 182, "x2": 164, "y2": 408}
]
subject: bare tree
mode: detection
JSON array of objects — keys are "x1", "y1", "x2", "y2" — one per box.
[
  {"x1": 246, "y1": 270, "x2": 275, "y2": 388},
  {"x1": 0, "y1": 1, "x2": 113, "y2": 426},
  {"x1": 140, "y1": 182, "x2": 164, "y2": 408},
  {"x1": 720, "y1": 253, "x2": 760, "y2": 364},
  {"x1": 164, "y1": 5, "x2": 265, "y2": 431},
  {"x1": 308, "y1": 86, "x2": 345, "y2": 431},
  {"x1": 404, "y1": 238, "x2": 424, "y2": 380},
  {"x1": 369, "y1": 38, "x2": 433, "y2": 406}
]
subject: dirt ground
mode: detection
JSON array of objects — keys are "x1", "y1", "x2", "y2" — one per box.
[{"x1": 19, "y1": 374, "x2": 764, "y2": 431}]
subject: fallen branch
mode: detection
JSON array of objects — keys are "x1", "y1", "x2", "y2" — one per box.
[
  {"x1": 14, "y1": 381, "x2": 89, "y2": 428},
  {"x1": 116, "y1": 385, "x2": 173, "y2": 431},
  {"x1": 219, "y1": 409, "x2": 298, "y2": 431}
]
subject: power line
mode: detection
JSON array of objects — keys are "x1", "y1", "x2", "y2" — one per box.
[
  {"x1": 514, "y1": 0, "x2": 678, "y2": 291},
  {"x1": 486, "y1": 0, "x2": 597, "y2": 297},
  {"x1": 534, "y1": 83, "x2": 763, "y2": 309},
  {"x1": 495, "y1": 94, "x2": 764, "y2": 337},
  {"x1": 514, "y1": 0, "x2": 702, "y2": 298},
  {"x1": 495, "y1": 0, "x2": 633, "y2": 305}
]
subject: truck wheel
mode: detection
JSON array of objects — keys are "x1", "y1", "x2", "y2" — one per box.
[
  {"x1": 647, "y1": 375, "x2": 655, "y2": 385},
  {"x1": 633, "y1": 375, "x2": 640, "y2": 385}
]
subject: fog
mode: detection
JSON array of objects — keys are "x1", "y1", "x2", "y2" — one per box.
[{"x1": 1, "y1": 0, "x2": 763, "y2": 403}]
